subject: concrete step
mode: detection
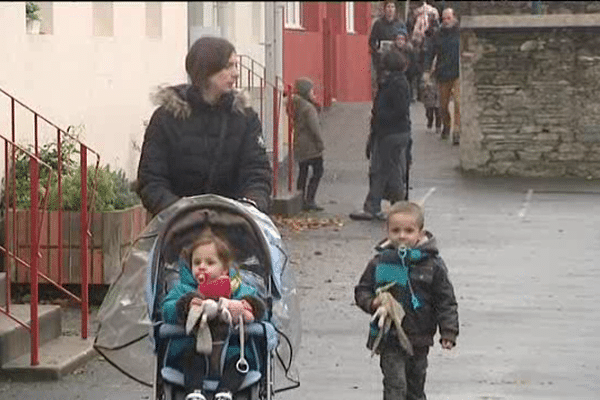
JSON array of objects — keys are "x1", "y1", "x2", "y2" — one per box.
[
  {"x1": 0, "y1": 303, "x2": 61, "y2": 366},
  {"x1": 0, "y1": 335, "x2": 96, "y2": 381},
  {"x1": 0, "y1": 272, "x2": 5, "y2": 308}
]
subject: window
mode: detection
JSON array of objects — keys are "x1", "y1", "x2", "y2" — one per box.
[
  {"x1": 284, "y1": 2, "x2": 302, "y2": 29},
  {"x1": 145, "y1": 2, "x2": 162, "y2": 38},
  {"x1": 93, "y1": 2, "x2": 114, "y2": 37},
  {"x1": 346, "y1": 2, "x2": 355, "y2": 34}
]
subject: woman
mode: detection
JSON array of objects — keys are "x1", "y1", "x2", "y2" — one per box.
[{"x1": 136, "y1": 37, "x2": 272, "y2": 216}]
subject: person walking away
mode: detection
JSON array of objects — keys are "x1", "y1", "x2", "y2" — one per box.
[
  {"x1": 354, "y1": 201, "x2": 459, "y2": 400},
  {"x1": 369, "y1": 0, "x2": 408, "y2": 99},
  {"x1": 292, "y1": 78, "x2": 325, "y2": 212},
  {"x1": 350, "y1": 50, "x2": 412, "y2": 221},
  {"x1": 424, "y1": 7, "x2": 461, "y2": 145},
  {"x1": 136, "y1": 36, "x2": 272, "y2": 217}
]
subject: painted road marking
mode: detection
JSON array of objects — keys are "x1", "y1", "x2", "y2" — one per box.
[{"x1": 518, "y1": 189, "x2": 534, "y2": 219}]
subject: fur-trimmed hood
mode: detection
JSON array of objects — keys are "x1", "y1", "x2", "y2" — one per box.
[{"x1": 150, "y1": 84, "x2": 252, "y2": 119}]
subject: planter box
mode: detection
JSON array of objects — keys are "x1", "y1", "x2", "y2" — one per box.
[
  {"x1": 0, "y1": 205, "x2": 148, "y2": 285},
  {"x1": 26, "y1": 19, "x2": 41, "y2": 34}
]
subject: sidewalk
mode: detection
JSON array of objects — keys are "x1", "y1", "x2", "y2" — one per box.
[{"x1": 278, "y1": 100, "x2": 600, "y2": 400}]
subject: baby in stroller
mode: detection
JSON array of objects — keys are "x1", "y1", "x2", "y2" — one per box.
[{"x1": 162, "y1": 228, "x2": 266, "y2": 400}]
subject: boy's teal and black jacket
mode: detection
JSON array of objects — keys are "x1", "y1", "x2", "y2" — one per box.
[
  {"x1": 354, "y1": 232, "x2": 459, "y2": 348},
  {"x1": 161, "y1": 258, "x2": 266, "y2": 368}
]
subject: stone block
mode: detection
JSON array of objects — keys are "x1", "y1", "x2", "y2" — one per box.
[
  {"x1": 491, "y1": 151, "x2": 517, "y2": 161},
  {"x1": 517, "y1": 151, "x2": 543, "y2": 161},
  {"x1": 270, "y1": 192, "x2": 303, "y2": 217}
]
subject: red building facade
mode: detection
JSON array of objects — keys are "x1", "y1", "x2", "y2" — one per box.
[{"x1": 283, "y1": 2, "x2": 372, "y2": 106}]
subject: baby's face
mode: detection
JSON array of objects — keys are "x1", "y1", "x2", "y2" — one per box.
[
  {"x1": 191, "y1": 242, "x2": 227, "y2": 283},
  {"x1": 387, "y1": 212, "x2": 425, "y2": 248}
]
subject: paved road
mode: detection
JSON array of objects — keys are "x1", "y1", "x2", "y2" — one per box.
[{"x1": 1, "y1": 101, "x2": 599, "y2": 399}]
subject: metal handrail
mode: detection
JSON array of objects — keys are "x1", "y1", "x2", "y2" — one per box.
[
  {"x1": 0, "y1": 86, "x2": 101, "y2": 365},
  {"x1": 236, "y1": 54, "x2": 294, "y2": 198}
]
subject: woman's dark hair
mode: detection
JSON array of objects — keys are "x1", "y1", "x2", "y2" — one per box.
[
  {"x1": 185, "y1": 36, "x2": 236, "y2": 89},
  {"x1": 382, "y1": 49, "x2": 407, "y2": 72}
]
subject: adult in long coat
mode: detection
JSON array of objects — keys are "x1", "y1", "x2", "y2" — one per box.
[{"x1": 136, "y1": 37, "x2": 272, "y2": 216}]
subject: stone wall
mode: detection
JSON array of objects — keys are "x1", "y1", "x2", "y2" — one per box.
[
  {"x1": 453, "y1": 1, "x2": 600, "y2": 17},
  {"x1": 460, "y1": 14, "x2": 600, "y2": 178}
]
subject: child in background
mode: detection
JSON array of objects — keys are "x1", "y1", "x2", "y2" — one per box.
[
  {"x1": 162, "y1": 229, "x2": 265, "y2": 400},
  {"x1": 420, "y1": 70, "x2": 441, "y2": 134},
  {"x1": 293, "y1": 77, "x2": 325, "y2": 212},
  {"x1": 354, "y1": 201, "x2": 459, "y2": 400}
]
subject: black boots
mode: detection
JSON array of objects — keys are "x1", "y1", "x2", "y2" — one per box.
[{"x1": 302, "y1": 178, "x2": 323, "y2": 212}]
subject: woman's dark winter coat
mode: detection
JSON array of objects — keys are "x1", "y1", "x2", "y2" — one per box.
[{"x1": 136, "y1": 84, "x2": 272, "y2": 216}]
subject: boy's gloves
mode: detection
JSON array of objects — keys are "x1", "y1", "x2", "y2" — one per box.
[
  {"x1": 218, "y1": 298, "x2": 255, "y2": 325},
  {"x1": 370, "y1": 290, "x2": 413, "y2": 356}
]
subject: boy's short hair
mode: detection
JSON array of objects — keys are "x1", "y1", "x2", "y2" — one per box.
[
  {"x1": 387, "y1": 201, "x2": 425, "y2": 229},
  {"x1": 181, "y1": 229, "x2": 234, "y2": 270},
  {"x1": 382, "y1": 49, "x2": 408, "y2": 72}
]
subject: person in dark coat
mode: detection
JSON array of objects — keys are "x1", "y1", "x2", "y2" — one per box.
[
  {"x1": 369, "y1": 0, "x2": 408, "y2": 99},
  {"x1": 424, "y1": 7, "x2": 461, "y2": 144},
  {"x1": 136, "y1": 37, "x2": 272, "y2": 217},
  {"x1": 350, "y1": 50, "x2": 412, "y2": 221},
  {"x1": 394, "y1": 30, "x2": 421, "y2": 103}
]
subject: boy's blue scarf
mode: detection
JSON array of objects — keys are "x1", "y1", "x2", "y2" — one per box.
[{"x1": 375, "y1": 247, "x2": 428, "y2": 310}]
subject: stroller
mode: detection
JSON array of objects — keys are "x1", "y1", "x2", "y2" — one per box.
[{"x1": 94, "y1": 194, "x2": 301, "y2": 400}]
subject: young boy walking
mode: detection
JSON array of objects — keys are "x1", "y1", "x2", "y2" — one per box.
[{"x1": 354, "y1": 201, "x2": 459, "y2": 400}]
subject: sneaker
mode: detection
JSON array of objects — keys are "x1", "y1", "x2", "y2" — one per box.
[
  {"x1": 440, "y1": 126, "x2": 450, "y2": 140},
  {"x1": 373, "y1": 211, "x2": 387, "y2": 221},
  {"x1": 452, "y1": 130, "x2": 461, "y2": 145},
  {"x1": 185, "y1": 390, "x2": 207, "y2": 400},
  {"x1": 349, "y1": 210, "x2": 374, "y2": 221},
  {"x1": 435, "y1": 126, "x2": 441, "y2": 135},
  {"x1": 214, "y1": 392, "x2": 233, "y2": 400}
]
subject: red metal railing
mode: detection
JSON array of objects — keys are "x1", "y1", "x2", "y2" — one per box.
[
  {"x1": 236, "y1": 55, "x2": 295, "y2": 197},
  {"x1": 0, "y1": 87, "x2": 101, "y2": 365}
]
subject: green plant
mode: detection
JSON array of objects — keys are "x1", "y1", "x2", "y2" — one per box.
[
  {"x1": 26, "y1": 2, "x2": 40, "y2": 21},
  {"x1": 2, "y1": 136, "x2": 141, "y2": 212}
]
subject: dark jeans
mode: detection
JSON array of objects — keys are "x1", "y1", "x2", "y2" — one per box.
[
  {"x1": 363, "y1": 133, "x2": 410, "y2": 214},
  {"x1": 425, "y1": 107, "x2": 441, "y2": 128},
  {"x1": 297, "y1": 156, "x2": 324, "y2": 204},
  {"x1": 380, "y1": 341, "x2": 429, "y2": 400}
]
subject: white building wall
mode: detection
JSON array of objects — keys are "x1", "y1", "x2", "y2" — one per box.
[{"x1": 0, "y1": 2, "x2": 188, "y2": 179}]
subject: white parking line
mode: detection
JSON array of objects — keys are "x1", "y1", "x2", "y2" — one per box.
[
  {"x1": 420, "y1": 187, "x2": 437, "y2": 205},
  {"x1": 518, "y1": 189, "x2": 534, "y2": 219}
]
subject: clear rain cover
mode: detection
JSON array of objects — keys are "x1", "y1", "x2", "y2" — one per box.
[{"x1": 94, "y1": 195, "x2": 301, "y2": 392}]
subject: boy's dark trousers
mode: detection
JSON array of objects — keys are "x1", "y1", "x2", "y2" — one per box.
[
  {"x1": 426, "y1": 107, "x2": 441, "y2": 129},
  {"x1": 379, "y1": 340, "x2": 429, "y2": 400},
  {"x1": 296, "y1": 156, "x2": 324, "y2": 206}
]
